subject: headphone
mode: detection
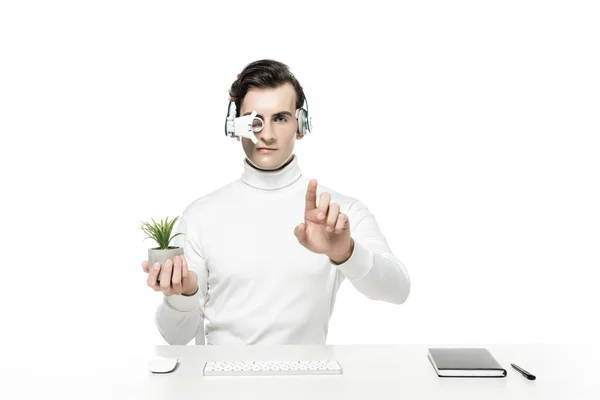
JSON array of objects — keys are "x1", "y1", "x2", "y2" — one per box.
[{"x1": 224, "y1": 96, "x2": 312, "y2": 139}]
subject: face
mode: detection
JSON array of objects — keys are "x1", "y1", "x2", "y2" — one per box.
[{"x1": 238, "y1": 82, "x2": 303, "y2": 171}]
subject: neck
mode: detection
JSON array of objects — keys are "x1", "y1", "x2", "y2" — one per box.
[
  {"x1": 245, "y1": 152, "x2": 295, "y2": 172},
  {"x1": 241, "y1": 153, "x2": 303, "y2": 190}
]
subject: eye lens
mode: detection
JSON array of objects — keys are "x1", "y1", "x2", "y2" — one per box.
[{"x1": 251, "y1": 117, "x2": 264, "y2": 132}]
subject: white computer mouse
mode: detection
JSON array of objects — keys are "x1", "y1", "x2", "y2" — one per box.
[{"x1": 148, "y1": 357, "x2": 178, "y2": 373}]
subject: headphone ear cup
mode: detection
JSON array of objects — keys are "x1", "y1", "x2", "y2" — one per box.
[{"x1": 297, "y1": 108, "x2": 307, "y2": 135}]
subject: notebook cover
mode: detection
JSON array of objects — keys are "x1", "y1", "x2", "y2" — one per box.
[{"x1": 428, "y1": 348, "x2": 507, "y2": 378}]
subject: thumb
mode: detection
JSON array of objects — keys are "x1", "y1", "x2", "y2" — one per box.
[{"x1": 294, "y1": 222, "x2": 307, "y2": 244}]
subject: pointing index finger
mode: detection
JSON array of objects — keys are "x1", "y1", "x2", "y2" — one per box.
[{"x1": 305, "y1": 179, "x2": 317, "y2": 211}]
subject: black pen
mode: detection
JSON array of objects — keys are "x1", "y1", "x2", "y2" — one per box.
[{"x1": 511, "y1": 363, "x2": 536, "y2": 380}]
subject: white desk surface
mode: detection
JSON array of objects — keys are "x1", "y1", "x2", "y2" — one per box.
[{"x1": 3, "y1": 343, "x2": 598, "y2": 399}]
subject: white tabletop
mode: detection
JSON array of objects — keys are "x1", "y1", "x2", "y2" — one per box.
[{"x1": 3, "y1": 343, "x2": 598, "y2": 399}]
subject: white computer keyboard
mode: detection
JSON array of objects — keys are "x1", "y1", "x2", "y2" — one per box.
[{"x1": 203, "y1": 360, "x2": 343, "y2": 376}]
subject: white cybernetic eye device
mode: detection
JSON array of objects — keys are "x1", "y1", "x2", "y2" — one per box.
[{"x1": 225, "y1": 103, "x2": 262, "y2": 144}]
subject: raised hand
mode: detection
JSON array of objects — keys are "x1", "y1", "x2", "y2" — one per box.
[{"x1": 293, "y1": 179, "x2": 354, "y2": 264}]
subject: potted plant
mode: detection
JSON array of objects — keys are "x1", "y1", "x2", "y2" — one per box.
[{"x1": 140, "y1": 216, "x2": 185, "y2": 283}]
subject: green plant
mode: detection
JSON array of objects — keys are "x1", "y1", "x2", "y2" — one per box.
[{"x1": 140, "y1": 216, "x2": 185, "y2": 250}]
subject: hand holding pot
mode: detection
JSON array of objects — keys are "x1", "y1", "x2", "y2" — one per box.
[{"x1": 142, "y1": 255, "x2": 198, "y2": 296}]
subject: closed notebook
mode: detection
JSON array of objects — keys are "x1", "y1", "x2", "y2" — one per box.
[{"x1": 428, "y1": 348, "x2": 507, "y2": 377}]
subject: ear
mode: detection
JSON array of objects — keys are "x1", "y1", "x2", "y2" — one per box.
[{"x1": 296, "y1": 133, "x2": 304, "y2": 140}]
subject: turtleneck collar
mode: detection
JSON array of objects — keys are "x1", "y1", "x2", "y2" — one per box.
[{"x1": 241, "y1": 154, "x2": 303, "y2": 190}]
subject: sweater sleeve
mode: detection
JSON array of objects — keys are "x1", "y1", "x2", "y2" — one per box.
[
  {"x1": 330, "y1": 200, "x2": 410, "y2": 304},
  {"x1": 155, "y1": 212, "x2": 209, "y2": 345}
]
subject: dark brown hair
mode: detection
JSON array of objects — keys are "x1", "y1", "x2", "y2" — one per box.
[{"x1": 228, "y1": 59, "x2": 305, "y2": 117}]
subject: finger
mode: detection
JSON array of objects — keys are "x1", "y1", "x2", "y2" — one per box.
[
  {"x1": 317, "y1": 192, "x2": 331, "y2": 220},
  {"x1": 305, "y1": 179, "x2": 318, "y2": 212},
  {"x1": 172, "y1": 257, "x2": 183, "y2": 295},
  {"x1": 160, "y1": 259, "x2": 173, "y2": 295},
  {"x1": 147, "y1": 262, "x2": 161, "y2": 291},
  {"x1": 334, "y1": 213, "x2": 349, "y2": 234},
  {"x1": 142, "y1": 260, "x2": 149, "y2": 273},
  {"x1": 294, "y1": 222, "x2": 307, "y2": 245},
  {"x1": 326, "y1": 203, "x2": 340, "y2": 232},
  {"x1": 181, "y1": 255, "x2": 189, "y2": 279}
]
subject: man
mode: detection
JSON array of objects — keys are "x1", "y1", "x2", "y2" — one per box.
[{"x1": 142, "y1": 59, "x2": 410, "y2": 345}]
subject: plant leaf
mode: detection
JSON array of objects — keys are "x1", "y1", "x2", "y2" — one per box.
[
  {"x1": 168, "y1": 232, "x2": 185, "y2": 246},
  {"x1": 140, "y1": 216, "x2": 184, "y2": 249}
]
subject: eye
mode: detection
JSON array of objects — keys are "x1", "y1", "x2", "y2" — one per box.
[{"x1": 275, "y1": 116, "x2": 287, "y2": 122}]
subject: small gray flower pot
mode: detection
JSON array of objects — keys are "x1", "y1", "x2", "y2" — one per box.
[{"x1": 148, "y1": 246, "x2": 184, "y2": 283}]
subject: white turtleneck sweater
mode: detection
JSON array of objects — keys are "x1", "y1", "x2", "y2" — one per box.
[{"x1": 155, "y1": 154, "x2": 410, "y2": 345}]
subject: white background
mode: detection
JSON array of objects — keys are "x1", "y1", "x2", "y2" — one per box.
[{"x1": 1, "y1": 0, "x2": 598, "y2": 349}]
